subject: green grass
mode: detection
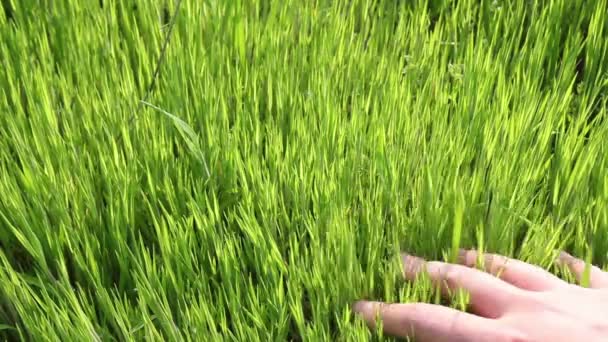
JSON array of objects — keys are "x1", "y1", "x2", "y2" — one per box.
[{"x1": 1, "y1": 0, "x2": 607, "y2": 340}]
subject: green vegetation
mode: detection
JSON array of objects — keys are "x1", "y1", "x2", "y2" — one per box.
[{"x1": 1, "y1": 0, "x2": 607, "y2": 340}]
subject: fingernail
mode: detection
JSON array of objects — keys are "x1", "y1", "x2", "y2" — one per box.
[
  {"x1": 401, "y1": 253, "x2": 424, "y2": 276},
  {"x1": 458, "y1": 248, "x2": 468, "y2": 263},
  {"x1": 401, "y1": 252, "x2": 415, "y2": 268},
  {"x1": 352, "y1": 300, "x2": 371, "y2": 314},
  {"x1": 556, "y1": 251, "x2": 573, "y2": 265},
  {"x1": 560, "y1": 251, "x2": 572, "y2": 260}
]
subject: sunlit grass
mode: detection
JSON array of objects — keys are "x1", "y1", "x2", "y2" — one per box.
[{"x1": 0, "y1": 0, "x2": 607, "y2": 340}]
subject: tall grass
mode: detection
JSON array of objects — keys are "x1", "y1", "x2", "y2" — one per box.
[{"x1": 0, "y1": 0, "x2": 607, "y2": 340}]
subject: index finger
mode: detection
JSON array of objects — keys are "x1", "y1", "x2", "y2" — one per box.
[{"x1": 402, "y1": 254, "x2": 523, "y2": 318}]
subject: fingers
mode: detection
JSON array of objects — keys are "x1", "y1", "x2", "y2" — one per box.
[
  {"x1": 402, "y1": 254, "x2": 522, "y2": 318},
  {"x1": 352, "y1": 301, "x2": 504, "y2": 342},
  {"x1": 458, "y1": 249, "x2": 568, "y2": 291},
  {"x1": 557, "y1": 251, "x2": 608, "y2": 289}
]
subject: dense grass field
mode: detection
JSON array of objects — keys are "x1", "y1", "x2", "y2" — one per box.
[{"x1": 1, "y1": 0, "x2": 607, "y2": 340}]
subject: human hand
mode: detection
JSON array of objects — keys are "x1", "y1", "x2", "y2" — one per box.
[{"x1": 352, "y1": 250, "x2": 608, "y2": 341}]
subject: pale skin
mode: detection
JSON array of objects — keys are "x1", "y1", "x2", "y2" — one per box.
[{"x1": 352, "y1": 250, "x2": 608, "y2": 341}]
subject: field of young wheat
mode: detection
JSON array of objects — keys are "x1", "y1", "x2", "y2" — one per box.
[{"x1": 0, "y1": 0, "x2": 607, "y2": 340}]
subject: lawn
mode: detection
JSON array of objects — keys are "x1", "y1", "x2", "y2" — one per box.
[{"x1": 0, "y1": 0, "x2": 607, "y2": 340}]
